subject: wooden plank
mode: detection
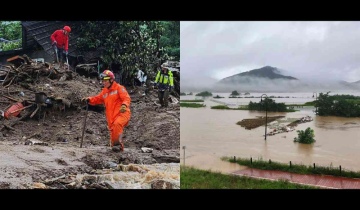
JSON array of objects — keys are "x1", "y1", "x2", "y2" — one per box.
[
  {"x1": 0, "y1": 95, "x2": 20, "y2": 102},
  {"x1": 7, "y1": 55, "x2": 25, "y2": 66}
]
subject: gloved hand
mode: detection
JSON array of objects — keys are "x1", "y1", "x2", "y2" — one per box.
[
  {"x1": 65, "y1": 51, "x2": 68, "y2": 56},
  {"x1": 53, "y1": 41, "x2": 57, "y2": 46},
  {"x1": 169, "y1": 86, "x2": 174, "y2": 92},
  {"x1": 81, "y1": 97, "x2": 89, "y2": 103},
  {"x1": 120, "y1": 105, "x2": 127, "y2": 113}
]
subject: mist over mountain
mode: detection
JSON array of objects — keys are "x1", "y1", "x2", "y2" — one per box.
[
  {"x1": 218, "y1": 66, "x2": 298, "y2": 83},
  {"x1": 182, "y1": 66, "x2": 360, "y2": 93}
]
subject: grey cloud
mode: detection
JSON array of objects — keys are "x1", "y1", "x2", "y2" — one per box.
[{"x1": 181, "y1": 21, "x2": 360, "y2": 91}]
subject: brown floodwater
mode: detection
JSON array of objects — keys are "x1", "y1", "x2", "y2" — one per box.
[{"x1": 181, "y1": 92, "x2": 360, "y2": 173}]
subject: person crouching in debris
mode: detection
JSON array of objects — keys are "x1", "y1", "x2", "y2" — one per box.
[
  {"x1": 50, "y1": 26, "x2": 71, "y2": 67},
  {"x1": 153, "y1": 64, "x2": 174, "y2": 107},
  {"x1": 82, "y1": 70, "x2": 131, "y2": 152}
]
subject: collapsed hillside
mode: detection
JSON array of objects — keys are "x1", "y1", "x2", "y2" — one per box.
[{"x1": 0, "y1": 55, "x2": 180, "y2": 189}]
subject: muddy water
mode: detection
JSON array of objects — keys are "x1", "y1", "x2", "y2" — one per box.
[{"x1": 181, "y1": 92, "x2": 360, "y2": 173}]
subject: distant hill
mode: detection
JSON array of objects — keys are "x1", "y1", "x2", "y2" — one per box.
[{"x1": 218, "y1": 66, "x2": 298, "y2": 84}]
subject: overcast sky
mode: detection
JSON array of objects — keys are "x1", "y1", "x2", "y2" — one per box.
[{"x1": 181, "y1": 21, "x2": 360, "y2": 90}]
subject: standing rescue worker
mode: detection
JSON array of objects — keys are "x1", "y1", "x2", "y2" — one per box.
[
  {"x1": 50, "y1": 26, "x2": 71, "y2": 65},
  {"x1": 153, "y1": 64, "x2": 174, "y2": 107},
  {"x1": 82, "y1": 70, "x2": 131, "y2": 152}
]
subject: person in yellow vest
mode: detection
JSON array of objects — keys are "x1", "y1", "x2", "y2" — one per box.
[{"x1": 153, "y1": 64, "x2": 174, "y2": 107}]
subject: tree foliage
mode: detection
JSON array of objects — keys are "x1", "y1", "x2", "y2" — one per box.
[
  {"x1": 248, "y1": 98, "x2": 287, "y2": 112},
  {"x1": 230, "y1": 90, "x2": 240, "y2": 96},
  {"x1": 75, "y1": 21, "x2": 179, "y2": 85},
  {"x1": 316, "y1": 92, "x2": 360, "y2": 117},
  {"x1": 0, "y1": 21, "x2": 22, "y2": 41},
  {"x1": 0, "y1": 21, "x2": 22, "y2": 51},
  {"x1": 195, "y1": 91, "x2": 212, "y2": 97},
  {"x1": 159, "y1": 21, "x2": 179, "y2": 61},
  {"x1": 294, "y1": 127, "x2": 315, "y2": 144}
]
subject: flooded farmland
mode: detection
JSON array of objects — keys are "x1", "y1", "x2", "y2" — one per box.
[{"x1": 180, "y1": 92, "x2": 360, "y2": 173}]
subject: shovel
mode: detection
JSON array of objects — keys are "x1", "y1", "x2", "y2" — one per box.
[
  {"x1": 53, "y1": 45, "x2": 59, "y2": 63},
  {"x1": 80, "y1": 103, "x2": 89, "y2": 148},
  {"x1": 66, "y1": 54, "x2": 69, "y2": 71}
]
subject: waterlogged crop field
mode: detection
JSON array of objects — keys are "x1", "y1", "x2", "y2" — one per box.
[{"x1": 181, "y1": 92, "x2": 360, "y2": 173}]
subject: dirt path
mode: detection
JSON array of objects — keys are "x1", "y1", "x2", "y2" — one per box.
[{"x1": 231, "y1": 168, "x2": 360, "y2": 189}]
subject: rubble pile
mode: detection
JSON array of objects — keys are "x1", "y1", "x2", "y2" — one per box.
[
  {"x1": 237, "y1": 116, "x2": 285, "y2": 130},
  {"x1": 267, "y1": 116, "x2": 314, "y2": 137},
  {"x1": 287, "y1": 116, "x2": 313, "y2": 127},
  {"x1": 32, "y1": 163, "x2": 180, "y2": 189},
  {"x1": 0, "y1": 55, "x2": 180, "y2": 189}
]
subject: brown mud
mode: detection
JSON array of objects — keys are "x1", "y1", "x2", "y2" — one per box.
[
  {"x1": 236, "y1": 116, "x2": 285, "y2": 130},
  {"x1": 0, "y1": 57, "x2": 180, "y2": 189}
]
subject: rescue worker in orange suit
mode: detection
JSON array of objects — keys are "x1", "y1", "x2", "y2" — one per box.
[
  {"x1": 81, "y1": 70, "x2": 131, "y2": 152},
  {"x1": 50, "y1": 26, "x2": 71, "y2": 66}
]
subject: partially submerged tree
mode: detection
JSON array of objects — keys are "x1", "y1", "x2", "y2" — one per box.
[
  {"x1": 195, "y1": 91, "x2": 212, "y2": 97},
  {"x1": 316, "y1": 92, "x2": 360, "y2": 117},
  {"x1": 294, "y1": 127, "x2": 315, "y2": 144},
  {"x1": 248, "y1": 98, "x2": 287, "y2": 112},
  {"x1": 230, "y1": 90, "x2": 240, "y2": 97}
]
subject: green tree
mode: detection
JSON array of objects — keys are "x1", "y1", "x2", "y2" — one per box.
[
  {"x1": 0, "y1": 21, "x2": 22, "y2": 40},
  {"x1": 248, "y1": 98, "x2": 287, "y2": 112},
  {"x1": 159, "y1": 21, "x2": 179, "y2": 61},
  {"x1": 230, "y1": 90, "x2": 240, "y2": 96},
  {"x1": 195, "y1": 91, "x2": 212, "y2": 97},
  {"x1": 75, "y1": 21, "x2": 179, "y2": 85},
  {"x1": 316, "y1": 92, "x2": 360, "y2": 117},
  {"x1": 0, "y1": 21, "x2": 22, "y2": 51},
  {"x1": 294, "y1": 127, "x2": 315, "y2": 144}
]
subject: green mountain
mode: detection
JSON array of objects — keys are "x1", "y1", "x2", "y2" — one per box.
[{"x1": 218, "y1": 66, "x2": 298, "y2": 84}]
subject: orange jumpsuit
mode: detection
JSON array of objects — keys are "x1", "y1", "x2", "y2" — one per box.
[{"x1": 89, "y1": 81, "x2": 131, "y2": 151}]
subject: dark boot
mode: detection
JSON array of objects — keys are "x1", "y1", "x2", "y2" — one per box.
[{"x1": 164, "y1": 89, "x2": 169, "y2": 107}]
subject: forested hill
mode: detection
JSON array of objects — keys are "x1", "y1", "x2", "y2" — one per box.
[{"x1": 218, "y1": 66, "x2": 298, "y2": 84}]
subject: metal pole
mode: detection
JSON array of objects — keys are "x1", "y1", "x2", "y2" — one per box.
[
  {"x1": 182, "y1": 146, "x2": 186, "y2": 166},
  {"x1": 261, "y1": 94, "x2": 268, "y2": 141},
  {"x1": 80, "y1": 103, "x2": 89, "y2": 148},
  {"x1": 265, "y1": 102, "x2": 267, "y2": 140},
  {"x1": 316, "y1": 93, "x2": 317, "y2": 114}
]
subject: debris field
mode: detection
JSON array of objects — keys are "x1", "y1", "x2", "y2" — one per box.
[{"x1": 0, "y1": 55, "x2": 180, "y2": 189}]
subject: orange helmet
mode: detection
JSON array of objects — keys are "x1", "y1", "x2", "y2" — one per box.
[
  {"x1": 64, "y1": 26, "x2": 71, "y2": 32},
  {"x1": 100, "y1": 70, "x2": 115, "y2": 80}
]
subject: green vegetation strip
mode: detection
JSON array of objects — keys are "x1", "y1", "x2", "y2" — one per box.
[
  {"x1": 180, "y1": 103, "x2": 205, "y2": 108},
  {"x1": 180, "y1": 100, "x2": 204, "y2": 102},
  {"x1": 180, "y1": 166, "x2": 317, "y2": 189},
  {"x1": 211, "y1": 105, "x2": 297, "y2": 112},
  {"x1": 222, "y1": 157, "x2": 360, "y2": 179},
  {"x1": 211, "y1": 105, "x2": 248, "y2": 110},
  {"x1": 286, "y1": 101, "x2": 316, "y2": 107}
]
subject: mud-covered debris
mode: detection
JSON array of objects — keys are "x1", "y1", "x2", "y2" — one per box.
[
  {"x1": 25, "y1": 138, "x2": 48, "y2": 146},
  {"x1": 237, "y1": 116, "x2": 285, "y2": 130},
  {"x1": 55, "y1": 158, "x2": 68, "y2": 166},
  {"x1": 105, "y1": 161, "x2": 118, "y2": 169},
  {"x1": 141, "y1": 147, "x2": 153, "y2": 153},
  {"x1": 103, "y1": 181, "x2": 126, "y2": 189},
  {"x1": 33, "y1": 183, "x2": 47, "y2": 189},
  {"x1": 151, "y1": 180, "x2": 174, "y2": 189},
  {"x1": 0, "y1": 182, "x2": 11, "y2": 189}
]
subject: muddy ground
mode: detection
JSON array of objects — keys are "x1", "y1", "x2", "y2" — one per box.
[
  {"x1": 236, "y1": 116, "x2": 285, "y2": 130},
  {"x1": 0, "y1": 61, "x2": 180, "y2": 189}
]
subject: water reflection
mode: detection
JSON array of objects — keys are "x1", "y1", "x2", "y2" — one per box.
[{"x1": 181, "y1": 92, "x2": 360, "y2": 173}]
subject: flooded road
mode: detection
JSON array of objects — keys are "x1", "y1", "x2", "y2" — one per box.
[{"x1": 181, "y1": 92, "x2": 360, "y2": 173}]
